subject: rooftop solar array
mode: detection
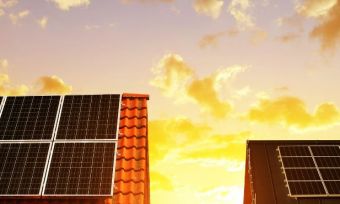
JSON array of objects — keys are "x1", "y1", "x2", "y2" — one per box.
[
  {"x1": 278, "y1": 145, "x2": 340, "y2": 197},
  {"x1": 0, "y1": 94, "x2": 120, "y2": 197}
]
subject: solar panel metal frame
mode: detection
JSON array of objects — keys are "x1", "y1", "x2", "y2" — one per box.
[
  {"x1": 41, "y1": 140, "x2": 118, "y2": 197},
  {"x1": 0, "y1": 140, "x2": 52, "y2": 197},
  {"x1": 0, "y1": 97, "x2": 6, "y2": 118},
  {"x1": 278, "y1": 145, "x2": 340, "y2": 198}
]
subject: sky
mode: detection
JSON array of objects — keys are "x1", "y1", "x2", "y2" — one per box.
[{"x1": 1, "y1": 0, "x2": 340, "y2": 203}]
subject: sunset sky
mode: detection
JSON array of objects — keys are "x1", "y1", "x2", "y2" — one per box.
[{"x1": 1, "y1": 0, "x2": 340, "y2": 203}]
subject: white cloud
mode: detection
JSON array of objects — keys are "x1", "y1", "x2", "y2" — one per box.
[
  {"x1": 0, "y1": 74, "x2": 29, "y2": 96},
  {"x1": 0, "y1": 59, "x2": 8, "y2": 69},
  {"x1": 228, "y1": 0, "x2": 254, "y2": 28},
  {"x1": 197, "y1": 186, "x2": 244, "y2": 204},
  {"x1": 193, "y1": 0, "x2": 224, "y2": 19},
  {"x1": 52, "y1": 0, "x2": 90, "y2": 11},
  {"x1": 9, "y1": 10, "x2": 30, "y2": 24},
  {"x1": 296, "y1": 0, "x2": 337, "y2": 18},
  {"x1": 37, "y1": 16, "x2": 48, "y2": 28}
]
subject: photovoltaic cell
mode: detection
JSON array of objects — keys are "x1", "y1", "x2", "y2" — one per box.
[
  {"x1": 310, "y1": 146, "x2": 340, "y2": 156},
  {"x1": 56, "y1": 94, "x2": 120, "y2": 140},
  {"x1": 279, "y1": 146, "x2": 311, "y2": 156},
  {"x1": 325, "y1": 181, "x2": 340, "y2": 194},
  {"x1": 285, "y1": 168, "x2": 320, "y2": 181},
  {"x1": 0, "y1": 96, "x2": 60, "y2": 140},
  {"x1": 44, "y1": 142, "x2": 116, "y2": 195},
  {"x1": 315, "y1": 157, "x2": 340, "y2": 167},
  {"x1": 288, "y1": 181, "x2": 326, "y2": 195},
  {"x1": 281, "y1": 157, "x2": 315, "y2": 168},
  {"x1": 0, "y1": 143, "x2": 50, "y2": 195},
  {"x1": 320, "y1": 169, "x2": 340, "y2": 180}
]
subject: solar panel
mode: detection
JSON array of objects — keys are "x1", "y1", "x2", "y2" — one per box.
[
  {"x1": 56, "y1": 95, "x2": 120, "y2": 140},
  {"x1": 0, "y1": 96, "x2": 60, "y2": 140},
  {"x1": 0, "y1": 142, "x2": 50, "y2": 195},
  {"x1": 43, "y1": 142, "x2": 116, "y2": 196},
  {"x1": 0, "y1": 94, "x2": 121, "y2": 198},
  {"x1": 278, "y1": 145, "x2": 340, "y2": 197}
]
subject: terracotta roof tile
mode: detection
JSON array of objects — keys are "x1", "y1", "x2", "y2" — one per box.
[{"x1": 114, "y1": 94, "x2": 150, "y2": 204}]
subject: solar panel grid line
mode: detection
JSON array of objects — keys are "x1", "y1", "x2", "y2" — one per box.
[
  {"x1": 110, "y1": 94, "x2": 121, "y2": 196},
  {"x1": 0, "y1": 97, "x2": 6, "y2": 119},
  {"x1": 5, "y1": 141, "x2": 24, "y2": 194},
  {"x1": 75, "y1": 139, "x2": 87, "y2": 194},
  {"x1": 40, "y1": 96, "x2": 64, "y2": 195},
  {"x1": 41, "y1": 141, "x2": 56, "y2": 195},
  {"x1": 39, "y1": 141, "x2": 53, "y2": 195},
  {"x1": 16, "y1": 141, "x2": 36, "y2": 194},
  {"x1": 116, "y1": 94, "x2": 122, "y2": 139},
  {"x1": 0, "y1": 142, "x2": 12, "y2": 195},
  {"x1": 111, "y1": 136, "x2": 119, "y2": 196},
  {"x1": 277, "y1": 147, "x2": 293, "y2": 197},
  {"x1": 51, "y1": 96, "x2": 64, "y2": 141},
  {"x1": 308, "y1": 146, "x2": 329, "y2": 195},
  {"x1": 7, "y1": 97, "x2": 26, "y2": 141},
  {"x1": 86, "y1": 142, "x2": 97, "y2": 194}
]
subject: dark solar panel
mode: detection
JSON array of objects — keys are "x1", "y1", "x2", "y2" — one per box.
[
  {"x1": 56, "y1": 94, "x2": 120, "y2": 140},
  {"x1": 320, "y1": 169, "x2": 340, "y2": 180},
  {"x1": 288, "y1": 181, "x2": 326, "y2": 195},
  {"x1": 325, "y1": 181, "x2": 340, "y2": 194},
  {"x1": 0, "y1": 143, "x2": 50, "y2": 195},
  {"x1": 281, "y1": 157, "x2": 315, "y2": 168},
  {"x1": 279, "y1": 145, "x2": 340, "y2": 197},
  {"x1": 279, "y1": 146, "x2": 311, "y2": 156},
  {"x1": 285, "y1": 168, "x2": 320, "y2": 181},
  {"x1": 44, "y1": 142, "x2": 116, "y2": 195},
  {"x1": 315, "y1": 157, "x2": 340, "y2": 167},
  {"x1": 0, "y1": 96, "x2": 60, "y2": 140},
  {"x1": 310, "y1": 146, "x2": 340, "y2": 156}
]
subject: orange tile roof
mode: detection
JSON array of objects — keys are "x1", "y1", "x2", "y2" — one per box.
[
  {"x1": 114, "y1": 93, "x2": 150, "y2": 204},
  {"x1": 0, "y1": 93, "x2": 150, "y2": 204}
]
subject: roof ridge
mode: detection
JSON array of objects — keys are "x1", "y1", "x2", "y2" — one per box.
[{"x1": 122, "y1": 93, "x2": 149, "y2": 99}]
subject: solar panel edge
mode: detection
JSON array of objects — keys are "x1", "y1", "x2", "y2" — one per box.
[{"x1": 0, "y1": 97, "x2": 6, "y2": 120}]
